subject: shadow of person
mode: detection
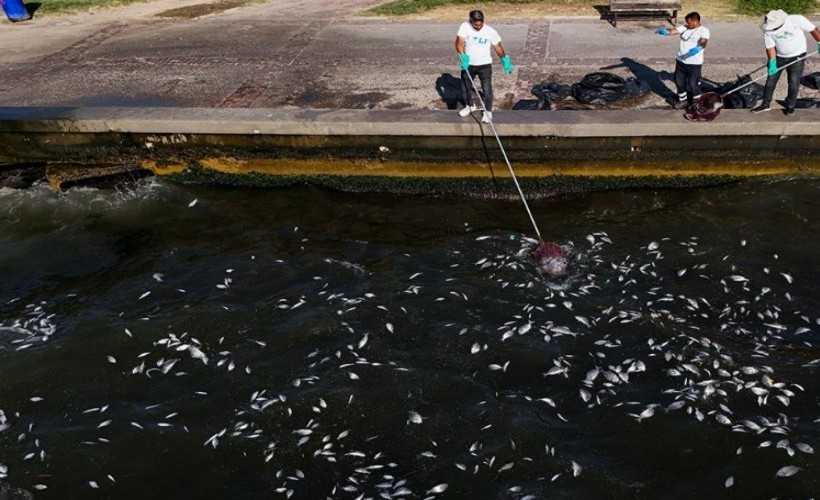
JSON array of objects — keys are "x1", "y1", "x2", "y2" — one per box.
[
  {"x1": 435, "y1": 73, "x2": 464, "y2": 110},
  {"x1": 601, "y1": 57, "x2": 678, "y2": 103}
]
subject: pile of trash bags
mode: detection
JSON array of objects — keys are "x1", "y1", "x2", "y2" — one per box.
[
  {"x1": 523, "y1": 70, "x2": 806, "y2": 111},
  {"x1": 528, "y1": 72, "x2": 650, "y2": 109}
]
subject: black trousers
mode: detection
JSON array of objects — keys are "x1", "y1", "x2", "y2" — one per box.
[
  {"x1": 762, "y1": 53, "x2": 806, "y2": 110},
  {"x1": 461, "y1": 64, "x2": 493, "y2": 111},
  {"x1": 674, "y1": 60, "x2": 702, "y2": 103}
]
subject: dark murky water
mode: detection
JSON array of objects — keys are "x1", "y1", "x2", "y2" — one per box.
[{"x1": 1, "y1": 177, "x2": 818, "y2": 499}]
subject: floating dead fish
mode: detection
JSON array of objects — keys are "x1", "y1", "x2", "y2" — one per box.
[
  {"x1": 407, "y1": 411, "x2": 423, "y2": 425},
  {"x1": 426, "y1": 483, "x2": 448, "y2": 494},
  {"x1": 775, "y1": 465, "x2": 801, "y2": 477}
]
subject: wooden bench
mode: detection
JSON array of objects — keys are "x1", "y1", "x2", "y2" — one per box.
[{"x1": 608, "y1": 0, "x2": 681, "y2": 27}]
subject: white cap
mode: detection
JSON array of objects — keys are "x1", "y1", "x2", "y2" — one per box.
[{"x1": 761, "y1": 9, "x2": 787, "y2": 31}]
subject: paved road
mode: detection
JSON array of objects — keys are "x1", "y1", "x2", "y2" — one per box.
[{"x1": 0, "y1": 0, "x2": 817, "y2": 110}]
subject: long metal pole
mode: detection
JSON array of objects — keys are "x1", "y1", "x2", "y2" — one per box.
[
  {"x1": 462, "y1": 67, "x2": 544, "y2": 241},
  {"x1": 723, "y1": 51, "x2": 817, "y2": 98}
]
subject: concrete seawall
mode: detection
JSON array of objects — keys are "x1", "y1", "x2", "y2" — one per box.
[{"x1": 1, "y1": 107, "x2": 818, "y2": 194}]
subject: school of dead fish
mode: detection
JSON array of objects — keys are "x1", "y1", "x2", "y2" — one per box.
[{"x1": 0, "y1": 209, "x2": 818, "y2": 497}]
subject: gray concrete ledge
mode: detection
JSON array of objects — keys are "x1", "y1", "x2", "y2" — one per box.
[
  {"x1": 0, "y1": 106, "x2": 818, "y2": 195},
  {"x1": 1, "y1": 106, "x2": 819, "y2": 137}
]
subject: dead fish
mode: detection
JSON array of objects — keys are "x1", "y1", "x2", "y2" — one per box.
[
  {"x1": 426, "y1": 483, "x2": 448, "y2": 494},
  {"x1": 407, "y1": 411, "x2": 423, "y2": 425},
  {"x1": 775, "y1": 465, "x2": 801, "y2": 477}
]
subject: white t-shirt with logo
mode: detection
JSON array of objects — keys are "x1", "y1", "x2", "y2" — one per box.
[
  {"x1": 764, "y1": 15, "x2": 816, "y2": 58},
  {"x1": 457, "y1": 22, "x2": 501, "y2": 66},
  {"x1": 676, "y1": 25, "x2": 710, "y2": 65}
]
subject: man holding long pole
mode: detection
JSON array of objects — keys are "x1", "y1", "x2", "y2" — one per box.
[
  {"x1": 752, "y1": 9, "x2": 820, "y2": 116},
  {"x1": 455, "y1": 10, "x2": 514, "y2": 124}
]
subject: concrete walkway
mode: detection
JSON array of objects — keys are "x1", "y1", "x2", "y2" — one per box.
[
  {"x1": 0, "y1": 0, "x2": 817, "y2": 110},
  {"x1": 1, "y1": 0, "x2": 818, "y2": 193}
]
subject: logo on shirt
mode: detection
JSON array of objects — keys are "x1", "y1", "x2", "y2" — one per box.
[
  {"x1": 471, "y1": 36, "x2": 490, "y2": 45},
  {"x1": 772, "y1": 29, "x2": 797, "y2": 40}
]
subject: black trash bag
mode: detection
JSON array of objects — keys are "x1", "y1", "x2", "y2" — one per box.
[
  {"x1": 571, "y1": 72, "x2": 649, "y2": 105},
  {"x1": 624, "y1": 78, "x2": 651, "y2": 98},
  {"x1": 722, "y1": 93, "x2": 746, "y2": 109},
  {"x1": 512, "y1": 99, "x2": 541, "y2": 110},
  {"x1": 801, "y1": 72, "x2": 820, "y2": 90},
  {"x1": 530, "y1": 82, "x2": 572, "y2": 110},
  {"x1": 715, "y1": 75, "x2": 763, "y2": 109},
  {"x1": 531, "y1": 82, "x2": 572, "y2": 101}
]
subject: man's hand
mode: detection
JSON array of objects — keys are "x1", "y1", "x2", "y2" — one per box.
[
  {"x1": 501, "y1": 55, "x2": 514, "y2": 75},
  {"x1": 767, "y1": 59, "x2": 778, "y2": 76},
  {"x1": 654, "y1": 28, "x2": 669, "y2": 35},
  {"x1": 459, "y1": 53, "x2": 470, "y2": 71}
]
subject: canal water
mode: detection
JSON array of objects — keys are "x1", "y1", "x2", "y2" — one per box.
[{"x1": 1, "y1": 176, "x2": 818, "y2": 499}]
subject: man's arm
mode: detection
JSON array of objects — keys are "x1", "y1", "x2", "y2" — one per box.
[
  {"x1": 455, "y1": 36, "x2": 465, "y2": 54},
  {"x1": 493, "y1": 42, "x2": 506, "y2": 58},
  {"x1": 654, "y1": 27, "x2": 680, "y2": 35},
  {"x1": 811, "y1": 27, "x2": 820, "y2": 42},
  {"x1": 698, "y1": 37, "x2": 708, "y2": 48}
]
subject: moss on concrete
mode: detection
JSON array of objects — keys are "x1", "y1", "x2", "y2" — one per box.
[{"x1": 167, "y1": 165, "x2": 740, "y2": 197}]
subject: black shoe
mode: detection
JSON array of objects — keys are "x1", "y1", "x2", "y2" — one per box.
[
  {"x1": 751, "y1": 103, "x2": 771, "y2": 113},
  {"x1": 672, "y1": 100, "x2": 687, "y2": 110},
  {"x1": 784, "y1": 107, "x2": 795, "y2": 116}
]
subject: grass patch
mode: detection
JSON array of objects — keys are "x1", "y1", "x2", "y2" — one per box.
[
  {"x1": 737, "y1": 0, "x2": 815, "y2": 15},
  {"x1": 33, "y1": 0, "x2": 148, "y2": 14},
  {"x1": 155, "y1": 0, "x2": 248, "y2": 18},
  {"x1": 31, "y1": 0, "x2": 257, "y2": 15},
  {"x1": 369, "y1": 0, "x2": 544, "y2": 16},
  {"x1": 365, "y1": 0, "x2": 817, "y2": 19}
]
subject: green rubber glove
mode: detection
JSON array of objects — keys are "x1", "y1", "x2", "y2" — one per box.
[
  {"x1": 459, "y1": 53, "x2": 470, "y2": 71},
  {"x1": 767, "y1": 59, "x2": 777, "y2": 76},
  {"x1": 501, "y1": 55, "x2": 514, "y2": 75}
]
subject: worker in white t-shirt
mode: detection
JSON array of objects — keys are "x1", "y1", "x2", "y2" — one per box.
[
  {"x1": 455, "y1": 10, "x2": 514, "y2": 124},
  {"x1": 654, "y1": 12, "x2": 710, "y2": 109},
  {"x1": 752, "y1": 9, "x2": 820, "y2": 116}
]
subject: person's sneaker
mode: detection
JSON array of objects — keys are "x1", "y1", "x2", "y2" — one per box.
[
  {"x1": 672, "y1": 100, "x2": 688, "y2": 110},
  {"x1": 481, "y1": 111, "x2": 493, "y2": 123},
  {"x1": 784, "y1": 107, "x2": 795, "y2": 116},
  {"x1": 458, "y1": 105, "x2": 478, "y2": 117},
  {"x1": 751, "y1": 103, "x2": 771, "y2": 113}
]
